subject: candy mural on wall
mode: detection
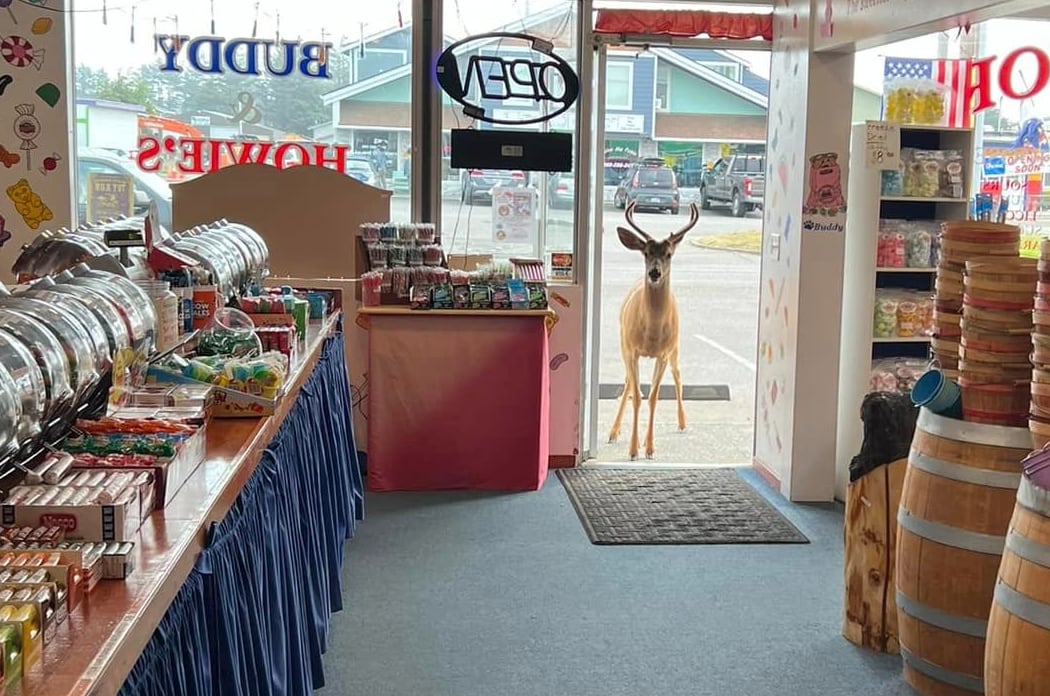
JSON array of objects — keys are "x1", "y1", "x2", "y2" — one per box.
[{"x1": 0, "y1": 0, "x2": 71, "y2": 281}]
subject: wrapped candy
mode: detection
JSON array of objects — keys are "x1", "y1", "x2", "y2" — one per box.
[{"x1": 874, "y1": 293, "x2": 900, "y2": 338}]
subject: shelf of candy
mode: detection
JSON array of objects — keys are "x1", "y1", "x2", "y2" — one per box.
[
  {"x1": 869, "y1": 357, "x2": 928, "y2": 393},
  {"x1": 359, "y1": 222, "x2": 448, "y2": 306},
  {"x1": 873, "y1": 289, "x2": 934, "y2": 339},
  {"x1": 883, "y1": 79, "x2": 948, "y2": 126},
  {"x1": 409, "y1": 260, "x2": 549, "y2": 311},
  {"x1": 876, "y1": 219, "x2": 940, "y2": 268},
  {"x1": 880, "y1": 148, "x2": 966, "y2": 199}
]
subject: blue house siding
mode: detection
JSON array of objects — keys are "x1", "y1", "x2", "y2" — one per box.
[
  {"x1": 610, "y1": 55, "x2": 656, "y2": 138},
  {"x1": 671, "y1": 48, "x2": 770, "y2": 97},
  {"x1": 350, "y1": 28, "x2": 412, "y2": 82}
]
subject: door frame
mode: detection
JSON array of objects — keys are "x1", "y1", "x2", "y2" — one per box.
[{"x1": 576, "y1": 20, "x2": 773, "y2": 463}]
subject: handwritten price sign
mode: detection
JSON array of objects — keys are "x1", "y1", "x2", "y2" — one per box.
[{"x1": 865, "y1": 120, "x2": 900, "y2": 171}]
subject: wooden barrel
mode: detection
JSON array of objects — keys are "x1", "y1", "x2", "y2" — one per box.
[
  {"x1": 985, "y1": 476, "x2": 1050, "y2": 695},
  {"x1": 898, "y1": 409, "x2": 1030, "y2": 696}
]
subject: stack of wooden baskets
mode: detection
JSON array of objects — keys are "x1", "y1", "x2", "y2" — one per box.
[
  {"x1": 934, "y1": 221, "x2": 1023, "y2": 376},
  {"x1": 958, "y1": 256, "x2": 1038, "y2": 427},
  {"x1": 1031, "y1": 240, "x2": 1050, "y2": 446}
]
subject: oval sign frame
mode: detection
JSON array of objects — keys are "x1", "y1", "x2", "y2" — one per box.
[{"x1": 435, "y1": 31, "x2": 580, "y2": 127}]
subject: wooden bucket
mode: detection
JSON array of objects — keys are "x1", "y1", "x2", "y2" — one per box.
[
  {"x1": 1034, "y1": 334, "x2": 1050, "y2": 365},
  {"x1": 934, "y1": 309, "x2": 963, "y2": 338},
  {"x1": 898, "y1": 409, "x2": 1029, "y2": 696},
  {"x1": 958, "y1": 344, "x2": 1031, "y2": 367},
  {"x1": 984, "y1": 476, "x2": 1050, "y2": 695},
  {"x1": 958, "y1": 360, "x2": 1032, "y2": 385},
  {"x1": 963, "y1": 306, "x2": 1034, "y2": 333},
  {"x1": 943, "y1": 240, "x2": 1022, "y2": 261},
  {"x1": 964, "y1": 258, "x2": 1039, "y2": 310},
  {"x1": 1032, "y1": 382, "x2": 1050, "y2": 413},
  {"x1": 960, "y1": 327, "x2": 1033, "y2": 355},
  {"x1": 941, "y1": 220, "x2": 1021, "y2": 244},
  {"x1": 959, "y1": 378, "x2": 1031, "y2": 427},
  {"x1": 843, "y1": 458, "x2": 906, "y2": 654},
  {"x1": 1031, "y1": 415, "x2": 1050, "y2": 449}
]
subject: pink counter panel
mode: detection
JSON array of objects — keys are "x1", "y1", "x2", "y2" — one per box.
[{"x1": 360, "y1": 307, "x2": 552, "y2": 492}]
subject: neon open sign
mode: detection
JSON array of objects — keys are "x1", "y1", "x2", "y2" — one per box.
[{"x1": 435, "y1": 32, "x2": 580, "y2": 126}]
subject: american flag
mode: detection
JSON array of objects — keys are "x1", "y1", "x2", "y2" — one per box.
[{"x1": 883, "y1": 57, "x2": 975, "y2": 128}]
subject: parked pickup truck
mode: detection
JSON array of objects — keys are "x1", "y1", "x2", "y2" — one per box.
[{"x1": 699, "y1": 155, "x2": 766, "y2": 217}]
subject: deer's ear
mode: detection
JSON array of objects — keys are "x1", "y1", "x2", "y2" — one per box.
[{"x1": 617, "y1": 227, "x2": 647, "y2": 251}]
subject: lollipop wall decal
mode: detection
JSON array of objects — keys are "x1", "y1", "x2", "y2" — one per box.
[
  {"x1": 0, "y1": 1, "x2": 16, "y2": 25},
  {"x1": 13, "y1": 103, "x2": 40, "y2": 171}
]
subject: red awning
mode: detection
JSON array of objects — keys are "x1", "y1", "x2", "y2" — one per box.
[{"x1": 594, "y1": 10, "x2": 773, "y2": 42}]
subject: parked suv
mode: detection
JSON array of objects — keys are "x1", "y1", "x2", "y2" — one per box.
[
  {"x1": 460, "y1": 168, "x2": 527, "y2": 204},
  {"x1": 613, "y1": 158, "x2": 680, "y2": 214}
]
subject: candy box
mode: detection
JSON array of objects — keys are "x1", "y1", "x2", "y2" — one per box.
[
  {"x1": 1, "y1": 488, "x2": 143, "y2": 544},
  {"x1": 491, "y1": 285, "x2": 511, "y2": 310},
  {"x1": 507, "y1": 279, "x2": 529, "y2": 309},
  {"x1": 526, "y1": 283, "x2": 548, "y2": 309},
  {"x1": 409, "y1": 285, "x2": 431, "y2": 310},
  {"x1": 0, "y1": 604, "x2": 42, "y2": 671},
  {"x1": 452, "y1": 284, "x2": 470, "y2": 309},
  {"x1": 191, "y1": 286, "x2": 221, "y2": 331},
  {"x1": 468, "y1": 284, "x2": 492, "y2": 310},
  {"x1": 430, "y1": 284, "x2": 453, "y2": 309},
  {"x1": 0, "y1": 622, "x2": 19, "y2": 686}
]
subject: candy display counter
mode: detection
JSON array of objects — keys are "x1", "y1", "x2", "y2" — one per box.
[{"x1": 0, "y1": 212, "x2": 362, "y2": 696}]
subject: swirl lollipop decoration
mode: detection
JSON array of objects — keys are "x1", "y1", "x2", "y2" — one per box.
[
  {"x1": 13, "y1": 103, "x2": 39, "y2": 171},
  {"x1": 0, "y1": 35, "x2": 44, "y2": 70}
]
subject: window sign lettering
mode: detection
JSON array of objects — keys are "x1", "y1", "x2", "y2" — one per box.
[
  {"x1": 153, "y1": 35, "x2": 332, "y2": 79},
  {"x1": 435, "y1": 32, "x2": 579, "y2": 126},
  {"x1": 136, "y1": 136, "x2": 348, "y2": 174}
]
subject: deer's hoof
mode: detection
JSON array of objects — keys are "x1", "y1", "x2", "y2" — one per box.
[
  {"x1": 608, "y1": 434, "x2": 619, "y2": 444},
  {"x1": 645, "y1": 452, "x2": 655, "y2": 460},
  {"x1": 678, "y1": 425, "x2": 687, "y2": 433}
]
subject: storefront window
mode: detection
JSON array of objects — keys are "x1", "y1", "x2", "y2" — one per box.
[
  {"x1": 440, "y1": 0, "x2": 578, "y2": 270},
  {"x1": 71, "y1": 2, "x2": 413, "y2": 232}
]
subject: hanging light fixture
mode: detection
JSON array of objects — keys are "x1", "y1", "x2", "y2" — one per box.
[
  {"x1": 252, "y1": 2, "x2": 259, "y2": 38},
  {"x1": 102, "y1": 0, "x2": 108, "y2": 25},
  {"x1": 130, "y1": 4, "x2": 135, "y2": 43},
  {"x1": 210, "y1": 0, "x2": 215, "y2": 34}
]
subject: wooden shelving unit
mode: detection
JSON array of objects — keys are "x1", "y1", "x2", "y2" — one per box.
[{"x1": 834, "y1": 123, "x2": 975, "y2": 497}]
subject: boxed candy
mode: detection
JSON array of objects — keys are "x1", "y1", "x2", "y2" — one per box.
[{"x1": 2, "y1": 483, "x2": 145, "y2": 543}]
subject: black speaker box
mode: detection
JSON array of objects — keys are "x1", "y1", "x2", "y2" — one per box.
[{"x1": 450, "y1": 129, "x2": 573, "y2": 172}]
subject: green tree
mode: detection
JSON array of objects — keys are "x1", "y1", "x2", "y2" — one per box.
[{"x1": 75, "y1": 65, "x2": 156, "y2": 112}]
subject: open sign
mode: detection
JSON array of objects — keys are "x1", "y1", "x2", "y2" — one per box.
[{"x1": 435, "y1": 32, "x2": 579, "y2": 126}]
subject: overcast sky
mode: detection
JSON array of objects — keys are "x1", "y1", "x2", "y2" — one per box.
[{"x1": 69, "y1": 0, "x2": 1047, "y2": 120}]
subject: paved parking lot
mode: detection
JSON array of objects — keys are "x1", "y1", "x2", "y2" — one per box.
[{"x1": 390, "y1": 191, "x2": 761, "y2": 464}]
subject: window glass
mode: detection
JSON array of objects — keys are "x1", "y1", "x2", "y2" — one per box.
[
  {"x1": 656, "y1": 64, "x2": 671, "y2": 111},
  {"x1": 606, "y1": 63, "x2": 633, "y2": 110},
  {"x1": 636, "y1": 168, "x2": 674, "y2": 188},
  {"x1": 72, "y1": 2, "x2": 413, "y2": 232}
]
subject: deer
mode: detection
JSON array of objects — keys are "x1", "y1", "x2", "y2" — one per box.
[{"x1": 608, "y1": 201, "x2": 699, "y2": 460}]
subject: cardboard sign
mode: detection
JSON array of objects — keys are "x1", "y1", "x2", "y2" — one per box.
[
  {"x1": 86, "y1": 172, "x2": 134, "y2": 223},
  {"x1": 491, "y1": 187, "x2": 538, "y2": 243},
  {"x1": 864, "y1": 121, "x2": 900, "y2": 171}
]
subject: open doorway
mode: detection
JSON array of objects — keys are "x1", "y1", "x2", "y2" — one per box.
[{"x1": 588, "y1": 34, "x2": 770, "y2": 465}]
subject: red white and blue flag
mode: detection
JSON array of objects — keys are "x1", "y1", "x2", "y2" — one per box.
[{"x1": 883, "y1": 56, "x2": 975, "y2": 128}]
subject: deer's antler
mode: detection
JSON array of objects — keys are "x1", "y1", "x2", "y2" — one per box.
[
  {"x1": 624, "y1": 201, "x2": 653, "y2": 241},
  {"x1": 670, "y1": 203, "x2": 700, "y2": 242}
]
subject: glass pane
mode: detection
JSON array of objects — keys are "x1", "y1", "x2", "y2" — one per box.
[
  {"x1": 72, "y1": 2, "x2": 411, "y2": 231},
  {"x1": 606, "y1": 64, "x2": 632, "y2": 109},
  {"x1": 441, "y1": 1, "x2": 578, "y2": 270}
]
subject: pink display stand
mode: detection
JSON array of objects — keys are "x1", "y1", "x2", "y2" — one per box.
[{"x1": 361, "y1": 308, "x2": 551, "y2": 492}]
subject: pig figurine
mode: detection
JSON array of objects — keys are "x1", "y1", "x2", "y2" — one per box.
[{"x1": 804, "y1": 152, "x2": 847, "y2": 216}]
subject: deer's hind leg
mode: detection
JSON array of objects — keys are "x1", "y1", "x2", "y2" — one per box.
[
  {"x1": 670, "y1": 347, "x2": 686, "y2": 431},
  {"x1": 608, "y1": 370, "x2": 631, "y2": 444},
  {"x1": 627, "y1": 354, "x2": 642, "y2": 460},
  {"x1": 645, "y1": 357, "x2": 668, "y2": 459}
]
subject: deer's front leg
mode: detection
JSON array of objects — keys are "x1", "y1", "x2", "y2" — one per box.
[
  {"x1": 670, "y1": 349, "x2": 686, "y2": 431},
  {"x1": 645, "y1": 357, "x2": 668, "y2": 459},
  {"x1": 627, "y1": 355, "x2": 642, "y2": 460},
  {"x1": 608, "y1": 372, "x2": 631, "y2": 444}
]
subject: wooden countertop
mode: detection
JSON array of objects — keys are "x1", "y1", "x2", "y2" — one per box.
[
  {"x1": 358, "y1": 306, "x2": 553, "y2": 318},
  {"x1": 12, "y1": 313, "x2": 342, "y2": 696}
]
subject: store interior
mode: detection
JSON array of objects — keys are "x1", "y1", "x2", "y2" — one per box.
[{"x1": 2, "y1": 0, "x2": 1050, "y2": 695}]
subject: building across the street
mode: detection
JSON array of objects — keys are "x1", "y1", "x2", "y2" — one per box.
[{"x1": 314, "y1": 6, "x2": 882, "y2": 185}]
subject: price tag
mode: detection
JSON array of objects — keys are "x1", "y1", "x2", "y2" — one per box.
[{"x1": 865, "y1": 120, "x2": 900, "y2": 171}]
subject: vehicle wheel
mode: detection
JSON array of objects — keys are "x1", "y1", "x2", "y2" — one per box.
[
  {"x1": 615, "y1": 194, "x2": 625, "y2": 209},
  {"x1": 700, "y1": 187, "x2": 711, "y2": 210},
  {"x1": 670, "y1": 205, "x2": 679, "y2": 215},
  {"x1": 731, "y1": 191, "x2": 745, "y2": 218}
]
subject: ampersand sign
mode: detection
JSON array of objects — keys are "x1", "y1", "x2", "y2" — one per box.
[{"x1": 229, "y1": 92, "x2": 262, "y2": 125}]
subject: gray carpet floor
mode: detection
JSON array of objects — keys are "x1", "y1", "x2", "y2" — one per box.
[{"x1": 321, "y1": 468, "x2": 912, "y2": 696}]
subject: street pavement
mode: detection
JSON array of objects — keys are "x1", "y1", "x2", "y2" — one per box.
[{"x1": 389, "y1": 192, "x2": 761, "y2": 464}]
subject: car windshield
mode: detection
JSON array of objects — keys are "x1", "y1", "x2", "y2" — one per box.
[
  {"x1": 604, "y1": 163, "x2": 630, "y2": 185},
  {"x1": 636, "y1": 167, "x2": 675, "y2": 188},
  {"x1": 347, "y1": 162, "x2": 371, "y2": 173}
]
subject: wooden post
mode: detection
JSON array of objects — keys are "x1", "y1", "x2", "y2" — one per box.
[{"x1": 843, "y1": 458, "x2": 906, "y2": 654}]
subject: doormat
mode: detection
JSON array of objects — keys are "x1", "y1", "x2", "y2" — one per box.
[{"x1": 556, "y1": 468, "x2": 809, "y2": 545}]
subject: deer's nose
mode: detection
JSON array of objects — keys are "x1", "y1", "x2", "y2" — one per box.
[{"x1": 648, "y1": 269, "x2": 661, "y2": 282}]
